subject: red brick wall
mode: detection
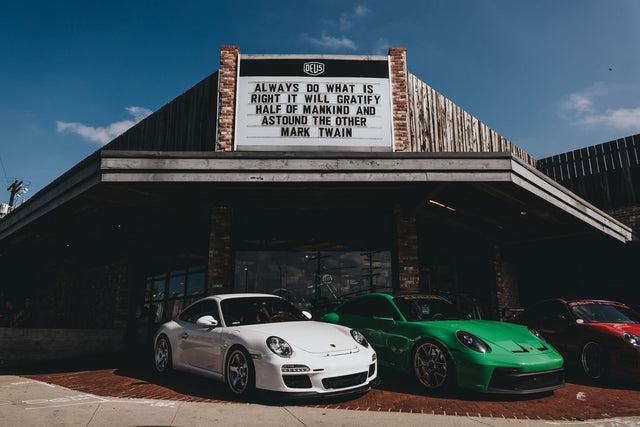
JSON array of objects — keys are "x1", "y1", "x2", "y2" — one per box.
[
  {"x1": 0, "y1": 328, "x2": 125, "y2": 368},
  {"x1": 388, "y1": 48, "x2": 410, "y2": 152},
  {"x1": 207, "y1": 205, "x2": 233, "y2": 293},
  {"x1": 607, "y1": 205, "x2": 640, "y2": 231},
  {"x1": 217, "y1": 45, "x2": 239, "y2": 152},
  {"x1": 394, "y1": 205, "x2": 420, "y2": 292},
  {"x1": 491, "y1": 243, "x2": 520, "y2": 320}
]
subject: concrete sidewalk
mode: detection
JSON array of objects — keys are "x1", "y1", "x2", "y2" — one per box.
[{"x1": 1, "y1": 375, "x2": 638, "y2": 427}]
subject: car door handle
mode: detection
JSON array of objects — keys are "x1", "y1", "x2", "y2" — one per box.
[{"x1": 182, "y1": 333, "x2": 189, "y2": 339}]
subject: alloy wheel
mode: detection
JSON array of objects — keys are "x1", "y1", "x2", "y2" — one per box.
[
  {"x1": 414, "y1": 342, "x2": 448, "y2": 389},
  {"x1": 154, "y1": 337, "x2": 170, "y2": 373},
  {"x1": 227, "y1": 349, "x2": 250, "y2": 394}
]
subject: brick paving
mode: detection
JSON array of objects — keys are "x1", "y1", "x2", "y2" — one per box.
[{"x1": 10, "y1": 357, "x2": 640, "y2": 421}]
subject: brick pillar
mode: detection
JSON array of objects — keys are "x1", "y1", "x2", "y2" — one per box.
[
  {"x1": 207, "y1": 204, "x2": 234, "y2": 294},
  {"x1": 490, "y1": 243, "x2": 520, "y2": 320},
  {"x1": 388, "y1": 47, "x2": 410, "y2": 152},
  {"x1": 606, "y1": 205, "x2": 640, "y2": 231},
  {"x1": 393, "y1": 205, "x2": 420, "y2": 293},
  {"x1": 217, "y1": 45, "x2": 240, "y2": 152},
  {"x1": 112, "y1": 260, "x2": 130, "y2": 330}
]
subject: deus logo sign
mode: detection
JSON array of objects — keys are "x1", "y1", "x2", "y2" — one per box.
[{"x1": 303, "y1": 62, "x2": 325, "y2": 76}]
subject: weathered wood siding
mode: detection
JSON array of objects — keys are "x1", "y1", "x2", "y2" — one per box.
[
  {"x1": 537, "y1": 134, "x2": 640, "y2": 209},
  {"x1": 407, "y1": 73, "x2": 536, "y2": 167},
  {"x1": 103, "y1": 71, "x2": 219, "y2": 152}
]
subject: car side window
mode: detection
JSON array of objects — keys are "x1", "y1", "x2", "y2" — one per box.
[
  {"x1": 337, "y1": 298, "x2": 369, "y2": 316},
  {"x1": 179, "y1": 300, "x2": 220, "y2": 323},
  {"x1": 337, "y1": 297, "x2": 398, "y2": 320},
  {"x1": 529, "y1": 301, "x2": 569, "y2": 323},
  {"x1": 369, "y1": 297, "x2": 397, "y2": 320}
]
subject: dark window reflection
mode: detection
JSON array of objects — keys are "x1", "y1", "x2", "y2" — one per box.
[
  {"x1": 142, "y1": 266, "x2": 206, "y2": 325},
  {"x1": 234, "y1": 251, "x2": 392, "y2": 318}
]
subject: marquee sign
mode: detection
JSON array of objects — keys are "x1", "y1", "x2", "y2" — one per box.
[{"x1": 234, "y1": 55, "x2": 393, "y2": 151}]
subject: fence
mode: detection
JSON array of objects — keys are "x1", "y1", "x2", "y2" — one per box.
[
  {"x1": 407, "y1": 73, "x2": 537, "y2": 167},
  {"x1": 537, "y1": 134, "x2": 640, "y2": 209}
]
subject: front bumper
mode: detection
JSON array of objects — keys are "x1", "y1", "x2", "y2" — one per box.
[
  {"x1": 453, "y1": 350, "x2": 565, "y2": 393},
  {"x1": 484, "y1": 367, "x2": 565, "y2": 394},
  {"x1": 253, "y1": 348, "x2": 377, "y2": 395}
]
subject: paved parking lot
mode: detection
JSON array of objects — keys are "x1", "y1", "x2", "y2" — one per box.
[{"x1": 7, "y1": 355, "x2": 640, "y2": 422}]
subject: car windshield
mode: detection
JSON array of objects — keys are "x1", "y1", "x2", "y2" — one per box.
[
  {"x1": 568, "y1": 301, "x2": 640, "y2": 324},
  {"x1": 221, "y1": 297, "x2": 308, "y2": 326},
  {"x1": 393, "y1": 296, "x2": 470, "y2": 321}
]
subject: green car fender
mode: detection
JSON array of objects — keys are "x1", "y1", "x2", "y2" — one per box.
[{"x1": 321, "y1": 312, "x2": 455, "y2": 374}]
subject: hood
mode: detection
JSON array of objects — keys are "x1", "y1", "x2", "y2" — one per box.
[
  {"x1": 427, "y1": 320, "x2": 546, "y2": 353},
  {"x1": 586, "y1": 322, "x2": 640, "y2": 336},
  {"x1": 238, "y1": 321, "x2": 358, "y2": 354}
]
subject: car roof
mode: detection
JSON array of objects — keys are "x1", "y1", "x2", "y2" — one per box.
[
  {"x1": 349, "y1": 292, "x2": 450, "y2": 302},
  {"x1": 198, "y1": 293, "x2": 285, "y2": 302},
  {"x1": 532, "y1": 297, "x2": 625, "y2": 306}
]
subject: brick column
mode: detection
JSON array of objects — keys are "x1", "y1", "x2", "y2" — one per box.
[
  {"x1": 207, "y1": 204, "x2": 234, "y2": 294},
  {"x1": 393, "y1": 205, "x2": 420, "y2": 293},
  {"x1": 111, "y1": 260, "x2": 130, "y2": 330},
  {"x1": 217, "y1": 45, "x2": 240, "y2": 152},
  {"x1": 388, "y1": 47, "x2": 410, "y2": 152},
  {"x1": 490, "y1": 243, "x2": 520, "y2": 320},
  {"x1": 607, "y1": 205, "x2": 640, "y2": 231}
]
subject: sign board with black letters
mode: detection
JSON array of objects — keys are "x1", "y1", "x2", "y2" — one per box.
[{"x1": 234, "y1": 54, "x2": 394, "y2": 151}]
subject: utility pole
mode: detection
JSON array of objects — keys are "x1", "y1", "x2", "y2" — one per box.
[{"x1": 7, "y1": 179, "x2": 28, "y2": 208}]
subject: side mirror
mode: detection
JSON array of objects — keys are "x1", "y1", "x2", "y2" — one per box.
[
  {"x1": 302, "y1": 311, "x2": 312, "y2": 320},
  {"x1": 196, "y1": 315, "x2": 218, "y2": 328}
]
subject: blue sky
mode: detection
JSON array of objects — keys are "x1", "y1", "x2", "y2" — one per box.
[{"x1": 1, "y1": 0, "x2": 640, "y2": 201}]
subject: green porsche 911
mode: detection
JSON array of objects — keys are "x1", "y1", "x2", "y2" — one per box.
[{"x1": 321, "y1": 293, "x2": 565, "y2": 394}]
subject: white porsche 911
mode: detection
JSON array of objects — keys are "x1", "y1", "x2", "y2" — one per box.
[{"x1": 153, "y1": 293, "x2": 377, "y2": 398}]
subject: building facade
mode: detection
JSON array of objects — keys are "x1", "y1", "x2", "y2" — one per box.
[{"x1": 0, "y1": 46, "x2": 634, "y2": 365}]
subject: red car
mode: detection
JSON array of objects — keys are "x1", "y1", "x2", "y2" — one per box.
[{"x1": 518, "y1": 298, "x2": 640, "y2": 382}]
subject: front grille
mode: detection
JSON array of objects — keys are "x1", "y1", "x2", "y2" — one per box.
[
  {"x1": 322, "y1": 372, "x2": 367, "y2": 390},
  {"x1": 488, "y1": 368, "x2": 564, "y2": 393},
  {"x1": 283, "y1": 375, "x2": 312, "y2": 389}
]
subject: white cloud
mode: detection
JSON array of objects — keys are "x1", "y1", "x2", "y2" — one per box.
[
  {"x1": 339, "y1": 5, "x2": 371, "y2": 29},
  {"x1": 562, "y1": 93, "x2": 593, "y2": 114},
  {"x1": 559, "y1": 82, "x2": 640, "y2": 133},
  {"x1": 354, "y1": 5, "x2": 371, "y2": 17},
  {"x1": 582, "y1": 107, "x2": 640, "y2": 131},
  {"x1": 57, "y1": 106, "x2": 152, "y2": 145},
  {"x1": 306, "y1": 31, "x2": 357, "y2": 50},
  {"x1": 374, "y1": 38, "x2": 390, "y2": 55},
  {"x1": 304, "y1": 4, "x2": 371, "y2": 51}
]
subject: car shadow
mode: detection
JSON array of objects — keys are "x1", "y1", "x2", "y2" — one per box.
[
  {"x1": 8, "y1": 353, "x2": 638, "y2": 404},
  {"x1": 110, "y1": 350, "x2": 367, "y2": 405},
  {"x1": 372, "y1": 367, "x2": 556, "y2": 402},
  {"x1": 563, "y1": 367, "x2": 640, "y2": 391}
]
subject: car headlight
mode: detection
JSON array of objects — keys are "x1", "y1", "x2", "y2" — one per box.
[
  {"x1": 350, "y1": 329, "x2": 369, "y2": 348},
  {"x1": 456, "y1": 330, "x2": 490, "y2": 353},
  {"x1": 267, "y1": 336, "x2": 293, "y2": 358},
  {"x1": 528, "y1": 327, "x2": 547, "y2": 343},
  {"x1": 623, "y1": 332, "x2": 640, "y2": 350}
]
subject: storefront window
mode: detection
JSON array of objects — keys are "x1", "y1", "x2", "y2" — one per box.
[
  {"x1": 186, "y1": 269, "x2": 205, "y2": 296},
  {"x1": 143, "y1": 266, "x2": 206, "y2": 324},
  {"x1": 234, "y1": 251, "x2": 392, "y2": 317},
  {"x1": 168, "y1": 270, "x2": 186, "y2": 298}
]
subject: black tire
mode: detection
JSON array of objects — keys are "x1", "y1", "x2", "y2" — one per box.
[
  {"x1": 225, "y1": 347, "x2": 255, "y2": 397},
  {"x1": 412, "y1": 340, "x2": 453, "y2": 391},
  {"x1": 580, "y1": 341, "x2": 609, "y2": 381},
  {"x1": 154, "y1": 335, "x2": 172, "y2": 375}
]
